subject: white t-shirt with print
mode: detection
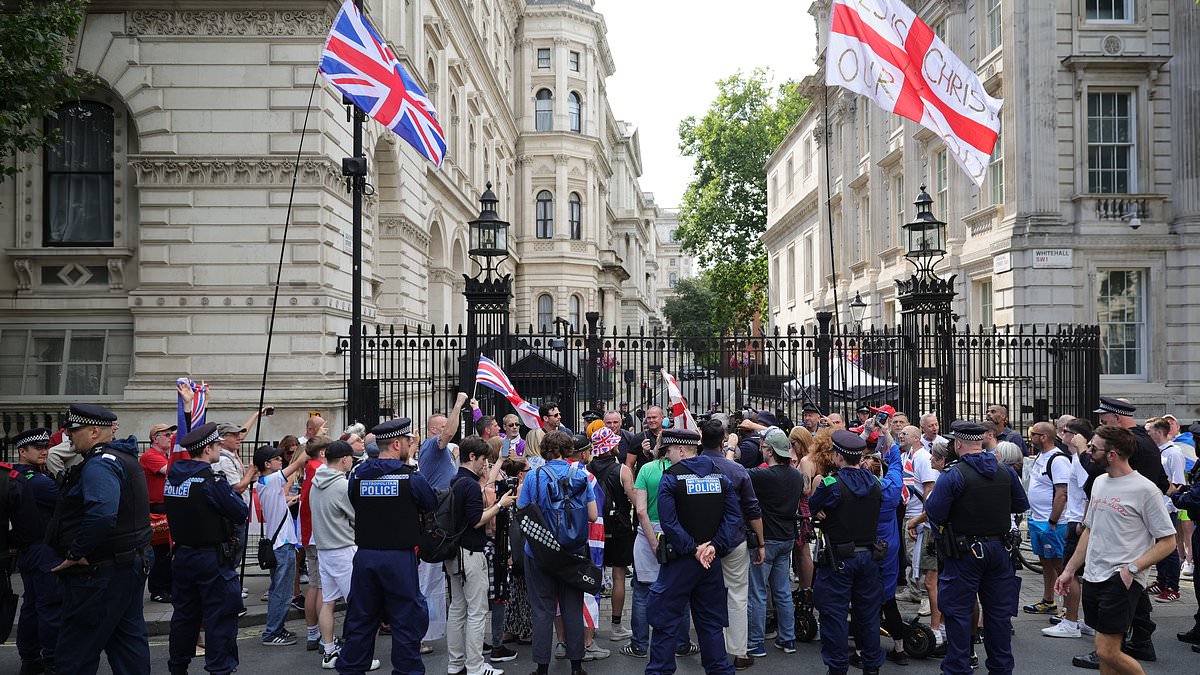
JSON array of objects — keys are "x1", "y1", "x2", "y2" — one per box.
[{"x1": 258, "y1": 470, "x2": 299, "y2": 549}]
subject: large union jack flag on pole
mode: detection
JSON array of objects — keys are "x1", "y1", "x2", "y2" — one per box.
[{"x1": 320, "y1": 0, "x2": 447, "y2": 168}]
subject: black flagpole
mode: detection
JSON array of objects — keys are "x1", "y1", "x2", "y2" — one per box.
[{"x1": 346, "y1": 0, "x2": 366, "y2": 425}]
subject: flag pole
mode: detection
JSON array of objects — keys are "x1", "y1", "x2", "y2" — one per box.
[
  {"x1": 821, "y1": 77, "x2": 842, "y2": 331},
  {"x1": 346, "y1": 0, "x2": 367, "y2": 426}
]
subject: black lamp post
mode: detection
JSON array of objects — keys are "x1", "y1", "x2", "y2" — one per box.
[
  {"x1": 895, "y1": 185, "x2": 957, "y2": 425},
  {"x1": 849, "y1": 291, "x2": 867, "y2": 329},
  {"x1": 461, "y1": 183, "x2": 514, "y2": 406},
  {"x1": 467, "y1": 182, "x2": 510, "y2": 280}
]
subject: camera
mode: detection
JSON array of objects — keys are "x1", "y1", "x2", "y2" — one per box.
[
  {"x1": 264, "y1": 405, "x2": 275, "y2": 416},
  {"x1": 496, "y1": 475, "x2": 519, "y2": 499}
]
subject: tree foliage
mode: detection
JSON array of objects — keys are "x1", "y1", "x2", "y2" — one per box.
[
  {"x1": 0, "y1": 0, "x2": 93, "y2": 181},
  {"x1": 677, "y1": 68, "x2": 808, "y2": 325},
  {"x1": 661, "y1": 275, "x2": 721, "y2": 363}
]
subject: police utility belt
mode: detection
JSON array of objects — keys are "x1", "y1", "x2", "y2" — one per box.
[
  {"x1": 936, "y1": 523, "x2": 1020, "y2": 560},
  {"x1": 814, "y1": 533, "x2": 887, "y2": 568},
  {"x1": 58, "y1": 546, "x2": 150, "y2": 575}
]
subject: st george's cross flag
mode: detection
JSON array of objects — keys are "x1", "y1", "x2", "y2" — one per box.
[
  {"x1": 320, "y1": 0, "x2": 447, "y2": 167},
  {"x1": 475, "y1": 356, "x2": 543, "y2": 429},
  {"x1": 661, "y1": 369, "x2": 698, "y2": 431},
  {"x1": 825, "y1": 0, "x2": 1001, "y2": 187}
]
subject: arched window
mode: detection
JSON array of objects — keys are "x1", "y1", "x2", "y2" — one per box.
[
  {"x1": 536, "y1": 190, "x2": 553, "y2": 238},
  {"x1": 568, "y1": 92, "x2": 582, "y2": 133},
  {"x1": 537, "y1": 294, "x2": 554, "y2": 333},
  {"x1": 569, "y1": 295, "x2": 582, "y2": 331},
  {"x1": 44, "y1": 101, "x2": 115, "y2": 246},
  {"x1": 568, "y1": 192, "x2": 582, "y2": 240},
  {"x1": 535, "y1": 89, "x2": 553, "y2": 131}
]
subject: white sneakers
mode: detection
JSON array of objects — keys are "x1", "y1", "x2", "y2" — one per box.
[
  {"x1": 1042, "y1": 622, "x2": 1081, "y2": 639},
  {"x1": 322, "y1": 652, "x2": 380, "y2": 670},
  {"x1": 469, "y1": 665, "x2": 505, "y2": 675},
  {"x1": 609, "y1": 624, "x2": 633, "y2": 641},
  {"x1": 918, "y1": 598, "x2": 931, "y2": 617},
  {"x1": 1183, "y1": 560, "x2": 1194, "y2": 577}
]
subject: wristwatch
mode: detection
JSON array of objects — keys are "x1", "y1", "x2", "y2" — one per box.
[{"x1": 1127, "y1": 562, "x2": 1141, "y2": 574}]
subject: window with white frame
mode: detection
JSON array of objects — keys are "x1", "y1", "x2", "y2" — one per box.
[
  {"x1": 989, "y1": 132, "x2": 1004, "y2": 205},
  {"x1": 568, "y1": 92, "x2": 582, "y2": 133},
  {"x1": 984, "y1": 0, "x2": 1002, "y2": 54},
  {"x1": 536, "y1": 191, "x2": 553, "y2": 238},
  {"x1": 568, "y1": 192, "x2": 582, "y2": 240},
  {"x1": 934, "y1": 148, "x2": 949, "y2": 218},
  {"x1": 537, "y1": 47, "x2": 551, "y2": 68},
  {"x1": 0, "y1": 326, "x2": 132, "y2": 397},
  {"x1": 569, "y1": 51, "x2": 580, "y2": 72},
  {"x1": 1097, "y1": 269, "x2": 1146, "y2": 376},
  {"x1": 858, "y1": 195, "x2": 870, "y2": 259},
  {"x1": 1086, "y1": 0, "x2": 1131, "y2": 22},
  {"x1": 535, "y1": 89, "x2": 553, "y2": 131},
  {"x1": 974, "y1": 278, "x2": 994, "y2": 327},
  {"x1": 892, "y1": 174, "x2": 905, "y2": 244},
  {"x1": 769, "y1": 174, "x2": 777, "y2": 209},
  {"x1": 537, "y1": 294, "x2": 554, "y2": 332},
  {"x1": 770, "y1": 256, "x2": 779, "y2": 307},
  {"x1": 802, "y1": 234, "x2": 813, "y2": 295},
  {"x1": 786, "y1": 156, "x2": 794, "y2": 194},
  {"x1": 786, "y1": 246, "x2": 796, "y2": 304},
  {"x1": 1087, "y1": 91, "x2": 1134, "y2": 194},
  {"x1": 669, "y1": 272, "x2": 677, "y2": 288},
  {"x1": 569, "y1": 295, "x2": 581, "y2": 330},
  {"x1": 803, "y1": 138, "x2": 812, "y2": 177}
]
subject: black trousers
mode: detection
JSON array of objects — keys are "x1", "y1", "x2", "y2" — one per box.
[{"x1": 149, "y1": 543, "x2": 173, "y2": 595}]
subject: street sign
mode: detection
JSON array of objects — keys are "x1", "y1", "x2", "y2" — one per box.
[{"x1": 1032, "y1": 248, "x2": 1072, "y2": 269}]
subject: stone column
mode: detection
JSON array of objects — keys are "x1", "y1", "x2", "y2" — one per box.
[
  {"x1": 1172, "y1": 3, "x2": 1200, "y2": 231},
  {"x1": 554, "y1": 37, "x2": 569, "y2": 129},
  {"x1": 555, "y1": 153, "x2": 569, "y2": 239}
]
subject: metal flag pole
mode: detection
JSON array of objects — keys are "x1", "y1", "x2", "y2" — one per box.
[{"x1": 345, "y1": 0, "x2": 367, "y2": 426}]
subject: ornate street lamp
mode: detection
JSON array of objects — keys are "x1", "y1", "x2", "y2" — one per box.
[
  {"x1": 901, "y1": 185, "x2": 947, "y2": 278},
  {"x1": 467, "y1": 182, "x2": 509, "y2": 280},
  {"x1": 849, "y1": 291, "x2": 867, "y2": 328}
]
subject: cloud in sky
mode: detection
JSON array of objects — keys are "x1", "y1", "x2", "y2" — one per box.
[{"x1": 594, "y1": 0, "x2": 819, "y2": 208}]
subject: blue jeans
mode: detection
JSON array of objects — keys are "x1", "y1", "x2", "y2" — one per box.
[
  {"x1": 631, "y1": 577, "x2": 692, "y2": 653},
  {"x1": 748, "y1": 539, "x2": 794, "y2": 650},
  {"x1": 263, "y1": 544, "x2": 296, "y2": 637}
]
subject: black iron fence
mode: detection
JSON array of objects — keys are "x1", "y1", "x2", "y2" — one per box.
[{"x1": 337, "y1": 319, "x2": 1100, "y2": 439}]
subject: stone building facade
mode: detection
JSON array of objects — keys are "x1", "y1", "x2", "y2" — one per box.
[
  {"x1": 764, "y1": 0, "x2": 1200, "y2": 417},
  {"x1": 0, "y1": 0, "x2": 667, "y2": 437},
  {"x1": 654, "y1": 209, "x2": 695, "y2": 307}
]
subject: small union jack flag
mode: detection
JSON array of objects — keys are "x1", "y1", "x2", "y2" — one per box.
[
  {"x1": 320, "y1": 0, "x2": 447, "y2": 167},
  {"x1": 476, "y1": 356, "x2": 543, "y2": 429}
]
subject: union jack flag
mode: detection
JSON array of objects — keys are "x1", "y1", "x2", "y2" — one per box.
[
  {"x1": 320, "y1": 0, "x2": 447, "y2": 167},
  {"x1": 172, "y1": 377, "x2": 209, "y2": 465},
  {"x1": 476, "y1": 356, "x2": 543, "y2": 429}
]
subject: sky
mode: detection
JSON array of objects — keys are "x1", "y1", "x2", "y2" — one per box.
[{"x1": 593, "y1": 0, "x2": 819, "y2": 209}]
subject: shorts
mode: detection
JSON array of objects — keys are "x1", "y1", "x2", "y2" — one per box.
[
  {"x1": 1062, "y1": 523, "x2": 1082, "y2": 575},
  {"x1": 907, "y1": 529, "x2": 937, "y2": 573},
  {"x1": 1028, "y1": 520, "x2": 1067, "y2": 559},
  {"x1": 304, "y1": 545, "x2": 321, "y2": 589},
  {"x1": 604, "y1": 529, "x2": 635, "y2": 568},
  {"x1": 1082, "y1": 574, "x2": 1143, "y2": 635},
  {"x1": 319, "y1": 545, "x2": 357, "y2": 603}
]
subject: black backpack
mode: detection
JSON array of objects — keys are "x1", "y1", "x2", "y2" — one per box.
[
  {"x1": 417, "y1": 480, "x2": 468, "y2": 564},
  {"x1": 593, "y1": 460, "x2": 632, "y2": 534},
  {"x1": 1042, "y1": 450, "x2": 1071, "y2": 483}
]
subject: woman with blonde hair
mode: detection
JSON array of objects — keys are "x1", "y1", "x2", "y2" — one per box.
[
  {"x1": 789, "y1": 425, "x2": 817, "y2": 589},
  {"x1": 523, "y1": 428, "x2": 545, "y2": 471}
]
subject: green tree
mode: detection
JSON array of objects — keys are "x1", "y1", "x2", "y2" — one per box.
[
  {"x1": 0, "y1": 0, "x2": 93, "y2": 182},
  {"x1": 661, "y1": 275, "x2": 720, "y2": 364},
  {"x1": 677, "y1": 68, "x2": 808, "y2": 325}
]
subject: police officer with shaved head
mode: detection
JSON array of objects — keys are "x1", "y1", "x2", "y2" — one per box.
[
  {"x1": 925, "y1": 421, "x2": 1029, "y2": 675},
  {"x1": 809, "y1": 430, "x2": 885, "y2": 675},
  {"x1": 164, "y1": 422, "x2": 253, "y2": 675},
  {"x1": 46, "y1": 404, "x2": 152, "y2": 674}
]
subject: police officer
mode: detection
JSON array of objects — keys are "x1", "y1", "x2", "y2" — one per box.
[
  {"x1": 647, "y1": 427, "x2": 742, "y2": 675},
  {"x1": 924, "y1": 421, "x2": 1029, "y2": 675},
  {"x1": 164, "y1": 422, "x2": 253, "y2": 675},
  {"x1": 340, "y1": 417, "x2": 436, "y2": 675},
  {"x1": 46, "y1": 404, "x2": 152, "y2": 675},
  {"x1": 9, "y1": 428, "x2": 62, "y2": 675},
  {"x1": 808, "y1": 430, "x2": 884, "y2": 675}
]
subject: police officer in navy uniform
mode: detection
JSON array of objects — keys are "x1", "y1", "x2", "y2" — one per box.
[
  {"x1": 808, "y1": 430, "x2": 884, "y2": 675},
  {"x1": 924, "y1": 421, "x2": 1029, "y2": 675},
  {"x1": 647, "y1": 427, "x2": 742, "y2": 675},
  {"x1": 46, "y1": 404, "x2": 152, "y2": 675},
  {"x1": 9, "y1": 428, "x2": 63, "y2": 675},
  {"x1": 340, "y1": 417, "x2": 437, "y2": 675},
  {"x1": 164, "y1": 422, "x2": 252, "y2": 675}
]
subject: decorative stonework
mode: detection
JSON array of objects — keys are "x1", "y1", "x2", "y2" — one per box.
[
  {"x1": 107, "y1": 258, "x2": 126, "y2": 290},
  {"x1": 378, "y1": 214, "x2": 432, "y2": 248},
  {"x1": 1102, "y1": 34, "x2": 1124, "y2": 56},
  {"x1": 126, "y1": 9, "x2": 332, "y2": 37},
  {"x1": 13, "y1": 258, "x2": 32, "y2": 291},
  {"x1": 130, "y1": 156, "x2": 343, "y2": 190}
]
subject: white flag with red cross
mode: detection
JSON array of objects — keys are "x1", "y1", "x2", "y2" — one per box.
[
  {"x1": 661, "y1": 369, "x2": 698, "y2": 431},
  {"x1": 825, "y1": 0, "x2": 1002, "y2": 187}
]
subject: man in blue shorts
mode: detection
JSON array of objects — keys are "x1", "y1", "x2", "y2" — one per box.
[{"x1": 1024, "y1": 422, "x2": 1071, "y2": 615}]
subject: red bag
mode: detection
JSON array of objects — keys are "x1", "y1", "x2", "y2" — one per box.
[{"x1": 150, "y1": 512, "x2": 172, "y2": 547}]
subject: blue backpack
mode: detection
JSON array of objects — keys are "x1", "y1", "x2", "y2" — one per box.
[{"x1": 537, "y1": 464, "x2": 589, "y2": 553}]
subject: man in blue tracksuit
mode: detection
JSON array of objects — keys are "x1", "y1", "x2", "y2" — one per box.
[
  {"x1": 925, "y1": 421, "x2": 1029, "y2": 675},
  {"x1": 809, "y1": 430, "x2": 884, "y2": 675},
  {"x1": 46, "y1": 404, "x2": 152, "y2": 675},
  {"x1": 340, "y1": 417, "x2": 437, "y2": 675},
  {"x1": 647, "y1": 427, "x2": 742, "y2": 675},
  {"x1": 164, "y1": 422, "x2": 252, "y2": 675},
  {"x1": 9, "y1": 428, "x2": 62, "y2": 675}
]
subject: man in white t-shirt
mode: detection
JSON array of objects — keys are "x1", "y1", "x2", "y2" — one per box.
[
  {"x1": 1145, "y1": 417, "x2": 1186, "y2": 602},
  {"x1": 253, "y1": 443, "x2": 308, "y2": 646},
  {"x1": 898, "y1": 426, "x2": 941, "y2": 630},
  {"x1": 1055, "y1": 426, "x2": 1176, "y2": 674},
  {"x1": 1023, "y1": 422, "x2": 1072, "y2": 616},
  {"x1": 1043, "y1": 419, "x2": 1096, "y2": 638}
]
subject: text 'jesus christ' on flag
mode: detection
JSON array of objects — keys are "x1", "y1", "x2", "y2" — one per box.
[{"x1": 825, "y1": 0, "x2": 1002, "y2": 187}]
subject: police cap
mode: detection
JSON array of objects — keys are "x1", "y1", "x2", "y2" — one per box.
[
  {"x1": 371, "y1": 417, "x2": 416, "y2": 441},
  {"x1": 660, "y1": 427, "x2": 702, "y2": 447},
  {"x1": 179, "y1": 422, "x2": 221, "y2": 454},
  {"x1": 14, "y1": 427, "x2": 51, "y2": 449},
  {"x1": 947, "y1": 421, "x2": 987, "y2": 442},
  {"x1": 66, "y1": 403, "x2": 117, "y2": 429},
  {"x1": 802, "y1": 403, "x2": 821, "y2": 414},
  {"x1": 1094, "y1": 396, "x2": 1136, "y2": 417},
  {"x1": 831, "y1": 429, "x2": 867, "y2": 457}
]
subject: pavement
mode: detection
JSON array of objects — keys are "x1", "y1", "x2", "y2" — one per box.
[{"x1": 1, "y1": 565, "x2": 1197, "y2": 673}]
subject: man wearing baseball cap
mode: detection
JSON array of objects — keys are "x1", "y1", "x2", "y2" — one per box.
[
  {"x1": 10, "y1": 429, "x2": 62, "y2": 675},
  {"x1": 143, "y1": 422, "x2": 177, "y2": 603}
]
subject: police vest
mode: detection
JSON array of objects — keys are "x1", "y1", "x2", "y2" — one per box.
[
  {"x1": 164, "y1": 466, "x2": 234, "y2": 547},
  {"x1": 350, "y1": 464, "x2": 420, "y2": 550},
  {"x1": 8, "y1": 466, "x2": 54, "y2": 550},
  {"x1": 48, "y1": 444, "x2": 152, "y2": 560},
  {"x1": 666, "y1": 463, "x2": 726, "y2": 545},
  {"x1": 821, "y1": 471, "x2": 881, "y2": 547},
  {"x1": 948, "y1": 461, "x2": 1013, "y2": 537},
  {"x1": 587, "y1": 455, "x2": 632, "y2": 532}
]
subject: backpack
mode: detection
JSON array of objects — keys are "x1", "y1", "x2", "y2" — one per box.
[
  {"x1": 417, "y1": 479, "x2": 468, "y2": 564},
  {"x1": 1042, "y1": 450, "x2": 1070, "y2": 483},
  {"x1": 537, "y1": 464, "x2": 589, "y2": 553},
  {"x1": 593, "y1": 460, "x2": 632, "y2": 534}
]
